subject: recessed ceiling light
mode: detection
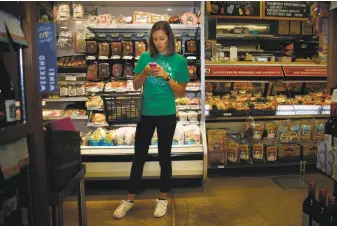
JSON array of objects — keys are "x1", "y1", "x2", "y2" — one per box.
[{"x1": 167, "y1": 8, "x2": 173, "y2": 11}]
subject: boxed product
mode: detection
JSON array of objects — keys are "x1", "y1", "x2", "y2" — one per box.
[
  {"x1": 278, "y1": 144, "x2": 301, "y2": 162},
  {"x1": 302, "y1": 143, "x2": 318, "y2": 162},
  {"x1": 207, "y1": 129, "x2": 227, "y2": 166}
]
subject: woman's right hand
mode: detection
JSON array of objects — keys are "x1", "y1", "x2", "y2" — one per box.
[{"x1": 143, "y1": 65, "x2": 155, "y2": 76}]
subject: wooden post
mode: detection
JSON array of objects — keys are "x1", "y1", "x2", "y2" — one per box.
[
  {"x1": 23, "y1": 2, "x2": 51, "y2": 226},
  {"x1": 327, "y1": 9, "x2": 337, "y2": 91}
]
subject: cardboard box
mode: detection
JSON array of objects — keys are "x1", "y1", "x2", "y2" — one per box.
[
  {"x1": 278, "y1": 144, "x2": 301, "y2": 161},
  {"x1": 290, "y1": 21, "x2": 301, "y2": 35},
  {"x1": 278, "y1": 20, "x2": 290, "y2": 35},
  {"x1": 301, "y1": 22, "x2": 313, "y2": 35}
]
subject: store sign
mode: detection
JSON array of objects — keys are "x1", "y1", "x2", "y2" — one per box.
[
  {"x1": 263, "y1": 1, "x2": 311, "y2": 20},
  {"x1": 35, "y1": 23, "x2": 57, "y2": 93},
  {"x1": 283, "y1": 66, "x2": 327, "y2": 77},
  {"x1": 205, "y1": 65, "x2": 283, "y2": 77}
]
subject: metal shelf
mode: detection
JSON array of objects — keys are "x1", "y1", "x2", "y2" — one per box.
[
  {"x1": 206, "y1": 115, "x2": 329, "y2": 122},
  {"x1": 209, "y1": 162, "x2": 300, "y2": 169},
  {"x1": 87, "y1": 24, "x2": 200, "y2": 33},
  {"x1": 43, "y1": 116, "x2": 88, "y2": 121},
  {"x1": 81, "y1": 144, "x2": 203, "y2": 155},
  {"x1": 43, "y1": 97, "x2": 88, "y2": 102}
]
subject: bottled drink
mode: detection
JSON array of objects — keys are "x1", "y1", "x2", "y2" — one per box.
[
  {"x1": 302, "y1": 182, "x2": 318, "y2": 226},
  {"x1": 0, "y1": 59, "x2": 16, "y2": 128},
  {"x1": 312, "y1": 188, "x2": 327, "y2": 226},
  {"x1": 320, "y1": 195, "x2": 337, "y2": 226}
]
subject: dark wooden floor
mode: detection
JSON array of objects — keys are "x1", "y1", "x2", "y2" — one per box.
[{"x1": 63, "y1": 173, "x2": 334, "y2": 226}]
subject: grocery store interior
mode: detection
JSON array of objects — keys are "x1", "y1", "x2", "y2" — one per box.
[{"x1": 1, "y1": 1, "x2": 337, "y2": 226}]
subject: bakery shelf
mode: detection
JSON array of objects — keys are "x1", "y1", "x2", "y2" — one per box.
[
  {"x1": 81, "y1": 144, "x2": 203, "y2": 155},
  {"x1": 216, "y1": 34, "x2": 316, "y2": 41},
  {"x1": 43, "y1": 97, "x2": 88, "y2": 102},
  {"x1": 87, "y1": 122, "x2": 109, "y2": 127},
  {"x1": 205, "y1": 62, "x2": 327, "y2": 67},
  {"x1": 0, "y1": 123, "x2": 30, "y2": 146},
  {"x1": 43, "y1": 116, "x2": 88, "y2": 121},
  {"x1": 206, "y1": 115, "x2": 330, "y2": 122},
  {"x1": 176, "y1": 105, "x2": 201, "y2": 110},
  {"x1": 87, "y1": 24, "x2": 200, "y2": 33},
  {"x1": 209, "y1": 161, "x2": 301, "y2": 169}
]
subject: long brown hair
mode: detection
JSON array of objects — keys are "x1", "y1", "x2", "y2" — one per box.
[{"x1": 148, "y1": 21, "x2": 175, "y2": 58}]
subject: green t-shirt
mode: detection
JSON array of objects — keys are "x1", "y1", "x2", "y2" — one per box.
[{"x1": 134, "y1": 51, "x2": 190, "y2": 116}]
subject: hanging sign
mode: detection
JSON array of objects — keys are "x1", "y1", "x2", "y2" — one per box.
[
  {"x1": 263, "y1": 1, "x2": 311, "y2": 20},
  {"x1": 35, "y1": 23, "x2": 57, "y2": 92},
  {"x1": 205, "y1": 65, "x2": 283, "y2": 77},
  {"x1": 283, "y1": 66, "x2": 327, "y2": 77}
]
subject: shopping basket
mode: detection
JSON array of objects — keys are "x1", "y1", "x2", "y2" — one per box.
[{"x1": 102, "y1": 92, "x2": 142, "y2": 124}]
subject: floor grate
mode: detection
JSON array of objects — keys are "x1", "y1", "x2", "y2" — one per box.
[{"x1": 271, "y1": 176, "x2": 308, "y2": 189}]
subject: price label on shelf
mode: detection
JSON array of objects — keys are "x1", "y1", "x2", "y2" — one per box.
[
  {"x1": 123, "y1": 33, "x2": 132, "y2": 38},
  {"x1": 65, "y1": 75, "x2": 77, "y2": 81},
  {"x1": 136, "y1": 33, "x2": 145, "y2": 37},
  {"x1": 123, "y1": 56, "x2": 133, "y2": 60},
  {"x1": 218, "y1": 165, "x2": 225, "y2": 169},
  {"x1": 111, "y1": 33, "x2": 119, "y2": 38},
  {"x1": 111, "y1": 55, "x2": 121, "y2": 60}
]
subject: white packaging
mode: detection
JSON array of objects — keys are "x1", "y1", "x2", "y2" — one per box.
[
  {"x1": 125, "y1": 127, "x2": 136, "y2": 146},
  {"x1": 187, "y1": 111, "x2": 198, "y2": 121},
  {"x1": 184, "y1": 125, "x2": 201, "y2": 145},
  {"x1": 115, "y1": 127, "x2": 127, "y2": 146},
  {"x1": 230, "y1": 46, "x2": 237, "y2": 62},
  {"x1": 173, "y1": 124, "x2": 185, "y2": 145},
  {"x1": 177, "y1": 111, "x2": 188, "y2": 121}
]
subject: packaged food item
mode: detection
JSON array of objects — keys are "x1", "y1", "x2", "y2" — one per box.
[
  {"x1": 188, "y1": 65, "x2": 197, "y2": 80},
  {"x1": 173, "y1": 124, "x2": 185, "y2": 145},
  {"x1": 184, "y1": 125, "x2": 200, "y2": 145},
  {"x1": 253, "y1": 144, "x2": 265, "y2": 163},
  {"x1": 180, "y1": 12, "x2": 199, "y2": 25},
  {"x1": 85, "y1": 82, "x2": 105, "y2": 93},
  {"x1": 135, "y1": 41, "x2": 146, "y2": 57},
  {"x1": 187, "y1": 111, "x2": 198, "y2": 121},
  {"x1": 57, "y1": 27, "x2": 72, "y2": 49},
  {"x1": 253, "y1": 123, "x2": 264, "y2": 140},
  {"x1": 186, "y1": 40, "x2": 197, "y2": 53},
  {"x1": 103, "y1": 130, "x2": 115, "y2": 146},
  {"x1": 122, "y1": 41, "x2": 134, "y2": 56},
  {"x1": 266, "y1": 145, "x2": 277, "y2": 162},
  {"x1": 152, "y1": 129, "x2": 158, "y2": 146},
  {"x1": 133, "y1": 11, "x2": 150, "y2": 24},
  {"x1": 91, "y1": 113, "x2": 106, "y2": 123},
  {"x1": 89, "y1": 128, "x2": 105, "y2": 146},
  {"x1": 98, "y1": 14, "x2": 111, "y2": 26},
  {"x1": 312, "y1": 120, "x2": 325, "y2": 141},
  {"x1": 125, "y1": 127, "x2": 136, "y2": 146},
  {"x1": 175, "y1": 39, "x2": 182, "y2": 53},
  {"x1": 59, "y1": 85, "x2": 69, "y2": 97},
  {"x1": 239, "y1": 144, "x2": 251, "y2": 164},
  {"x1": 86, "y1": 62, "x2": 98, "y2": 81},
  {"x1": 115, "y1": 128, "x2": 127, "y2": 146},
  {"x1": 300, "y1": 121, "x2": 313, "y2": 142},
  {"x1": 276, "y1": 120, "x2": 289, "y2": 143},
  {"x1": 227, "y1": 141, "x2": 239, "y2": 164},
  {"x1": 88, "y1": 14, "x2": 98, "y2": 26},
  {"x1": 289, "y1": 121, "x2": 300, "y2": 142},
  {"x1": 169, "y1": 16, "x2": 181, "y2": 24},
  {"x1": 74, "y1": 29, "x2": 86, "y2": 53},
  {"x1": 98, "y1": 63, "x2": 110, "y2": 80},
  {"x1": 111, "y1": 42, "x2": 123, "y2": 57},
  {"x1": 76, "y1": 84, "x2": 85, "y2": 96},
  {"x1": 123, "y1": 61, "x2": 134, "y2": 78},
  {"x1": 177, "y1": 111, "x2": 188, "y2": 121},
  {"x1": 68, "y1": 85, "x2": 77, "y2": 96},
  {"x1": 86, "y1": 96, "x2": 103, "y2": 108},
  {"x1": 241, "y1": 117, "x2": 255, "y2": 139},
  {"x1": 111, "y1": 63, "x2": 123, "y2": 78},
  {"x1": 207, "y1": 129, "x2": 227, "y2": 166},
  {"x1": 73, "y1": 4, "x2": 84, "y2": 20},
  {"x1": 278, "y1": 144, "x2": 301, "y2": 162},
  {"x1": 266, "y1": 123, "x2": 276, "y2": 139},
  {"x1": 54, "y1": 3, "x2": 70, "y2": 22},
  {"x1": 86, "y1": 41, "x2": 98, "y2": 55},
  {"x1": 98, "y1": 42, "x2": 110, "y2": 59},
  {"x1": 302, "y1": 143, "x2": 318, "y2": 161}
]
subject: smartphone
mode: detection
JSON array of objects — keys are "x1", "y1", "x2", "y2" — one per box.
[{"x1": 149, "y1": 62, "x2": 157, "y2": 68}]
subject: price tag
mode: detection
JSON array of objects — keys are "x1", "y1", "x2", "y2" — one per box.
[
  {"x1": 86, "y1": 56, "x2": 96, "y2": 60},
  {"x1": 136, "y1": 33, "x2": 145, "y2": 37},
  {"x1": 218, "y1": 165, "x2": 225, "y2": 169},
  {"x1": 123, "y1": 56, "x2": 133, "y2": 60},
  {"x1": 98, "y1": 33, "x2": 107, "y2": 38},
  {"x1": 98, "y1": 56, "x2": 109, "y2": 60},
  {"x1": 223, "y1": 113, "x2": 231, "y2": 116},
  {"x1": 41, "y1": 101, "x2": 46, "y2": 106},
  {"x1": 65, "y1": 75, "x2": 77, "y2": 81},
  {"x1": 188, "y1": 32, "x2": 196, "y2": 37},
  {"x1": 124, "y1": 33, "x2": 132, "y2": 38},
  {"x1": 111, "y1": 33, "x2": 119, "y2": 38},
  {"x1": 187, "y1": 56, "x2": 197, "y2": 60},
  {"x1": 111, "y1": 55, "x2": 121, "y2": 60}
]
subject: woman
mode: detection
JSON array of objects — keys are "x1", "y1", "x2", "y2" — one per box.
[{"x1": 113, "y1": 21, "x2": 190, "y2": 219}]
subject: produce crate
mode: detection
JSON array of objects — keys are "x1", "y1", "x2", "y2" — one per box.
[{"x1": 102, "y1": 92, "x2": 142, "y2": 124}]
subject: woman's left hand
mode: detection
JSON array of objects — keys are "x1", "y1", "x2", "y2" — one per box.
[{"x1": 152, "y1": 65, "x2": 169, "y2": 80}]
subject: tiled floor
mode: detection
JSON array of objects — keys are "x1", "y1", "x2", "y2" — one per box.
[{"x1": 63, "y1": 173, "x2": 335, "y2": 226}]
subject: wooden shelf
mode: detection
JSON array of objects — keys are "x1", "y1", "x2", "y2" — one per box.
[{"x1": 0, "y1": 123, "x2": 30, "y2": 146}]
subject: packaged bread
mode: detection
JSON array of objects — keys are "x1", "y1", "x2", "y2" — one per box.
[
  {"x1": 91, "y1": 113, "x2": 106, "y2": 123},
  {"x1": 176, "y1": 39, "x2": 182, "y2": 53},
  {"x1": 135, "y1": 41, "x2": 146, "y2": 57},
  {"x1": 253, "y1": 123, "x2": 264, "y2": 140},
  {"x1": 188, "y1": 65, "x2": 197, "y2": 80},
  {"x1": 98, "y1": 63, "x2": 110, "y2": 80},
  {"x1": 122, "y1": 41, "x2": 134, "y2": 56},
  {"x1": 177, "y1": 112, "x2": 188, "y2": 121},
  {"x1": 133, "y1": 11, "x2": 150, "y2": 24},
  {"x1": 86, "y1": 62, "x2": 98, "y2": 81},
  {"x1": 187, "y1": 111, "x2": 198, "y2": 121},
  {"x1": 239, "y1": 143, "x2": 251, "y2": 164},
  {"x1": 73, "y1": 4, "x2": 84, "y2": 20},
  {"x1": 98, "y1": 14, "x2": 111, "y2": 26},
  {"x1": 123, "y1": 61, "x2": 134, "y2": 78},
  {"x1": 302, "y1": 143, "x2": 318, "y2": 161},
  {"x1": 149, "y1": 13, "x2": 169, "y2": 23},
  {"x1": 111, "y1": 42, "x2": 123, "y2": 56},
  {"x1": 173, "y1": 124, "x2": 185, "y2": 145},
  {"x1": 266, "y1": 145, "x2": 277, "y2": 162},
  {"x1": 184, "y1": 125, "x2": 200, "y2": 145},
  {"x1": 207, "y1": 129, "x2": 227, "y2": 166},
  {"x1": 125, "y1": 127, "x2": 136, "y2": 146},
  {"x1": 115, "y1": 128, "x2": 127, "y2": 146},
  {"x1": 186, "y1": 40, "x2": 197, "y2": 53},
  {"x1": 266, "y1": 123, "x2": 277, "y2": 139},
  {"x1": 278, "y1": 144, "x2": 301, "y2": 162},
  {"x1": 253, "y1": 144, "x2": 265, "y2": 163},
  {"x1": 103, "y1": 130, "x2": 115, "y2": 146},
  {"x1": 86, "y1": 96, "x2": 103, "y2": 108},
  {"x1": 74, "y1": 29, "x2": 86, "y2": 53},
  {"x1": 288, "y1": 121, "x2": 300, "y2": 142},
  {"x1": 276, "y1": 120, "x2": 290, "y2": 143},
  {"x1": 112, "y1": 63, "x2": 123, "y2": 78},
  {"x1": 86, "y1": 41, "x2": 97, "y2": 55},
  {"x1": 89, "y1": 128, "x2": 105, "y2": 146},
  {"x1": 312, "y1": 120, "x2": 325, "y2": 141},
  {"x1": 180, "y1": 12, "x2": 199, "y2": 25},
  {"x1": 300, "y1": 120, "x2": 313, "y2": 142},
  {"x1": 54, "y1": 3, "x2": 70, "y2": 22},
  {"x1": 98, "y1": 42, "x2": 110, "y2": 59},
  {"x1": 227, "y1": 141, "x2": 239, "y2": 164}
]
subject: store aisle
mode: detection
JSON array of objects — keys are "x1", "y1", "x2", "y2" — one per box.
[{"x1": 63, "y1": 173, "x2": 334, "y2": 226}]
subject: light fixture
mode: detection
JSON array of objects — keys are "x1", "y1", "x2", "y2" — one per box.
[{"x1": 167, "y1": 8, "x2": 173, "y2": 11}]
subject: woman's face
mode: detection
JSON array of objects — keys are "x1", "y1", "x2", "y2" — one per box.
[{"x1": 152, "y1": 29, "x2": 169, "y2": 54}]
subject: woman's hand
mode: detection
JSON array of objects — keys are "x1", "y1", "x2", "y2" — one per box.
[
  {"x1": 143, "y1": 65, "x2": 154, "y2": 76},
  {"x1": 152, "y1": 65, "x2": 169, "y2": 80}
]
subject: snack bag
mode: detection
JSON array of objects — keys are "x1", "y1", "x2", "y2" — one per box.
[
  {"x1": 89, "y1": 128, "x2": 105, "y2": 146},
  {"x1": 103, "y1": 130, "x2": 115, "y2": 146},
  {"x1": 276, "y1": 120, "x2": 289, "y2": 143},
  {"x1": 253, "y1": 123, "x2": 264, "y2": 140},
  {"x1": 300, "y1": 120, "x2": 313, "y2": 142}
]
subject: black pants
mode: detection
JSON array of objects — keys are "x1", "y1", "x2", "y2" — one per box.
[{"x1": 128, "y1": 114, "x2": 177, "y2": 194}]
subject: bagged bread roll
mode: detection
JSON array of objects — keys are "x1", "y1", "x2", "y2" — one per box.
[
  {"x1": 115, "y1": 127, "x2": 127, "y2": 146},
  {"x1": 125, "y1": 127, "x2": 136, "y2": 146},
  {"x1": 173, "y1": 124, "x2": 185, "y2": 145},
  {"x1": 184, "y1": 125, "x2": 200, "y2": 145}
]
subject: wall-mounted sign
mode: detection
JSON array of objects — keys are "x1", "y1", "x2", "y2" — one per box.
[
  {"x1": 205, "y1": 65, "x2": 283, "y2": 77},
  {"x1": 283, "y1": 66, "x2": 327, "y2": 77},
  {"x1": 35, "y1": 23, "x2": 57, "y2": 93},
  {"x1": 263, "y1": 1, "x2": 311, "y2": 20},
  {"x1": 208, "y1": 1, "x2": 262, "y2": 19}
]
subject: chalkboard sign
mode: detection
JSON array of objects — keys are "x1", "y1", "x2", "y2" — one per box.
[
  {"x1": 209, "y1": 1, "x2": 261, "y2": 19},
  {"x1": 263, "y1": 1, "x2": 311, "y2": 20}
]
